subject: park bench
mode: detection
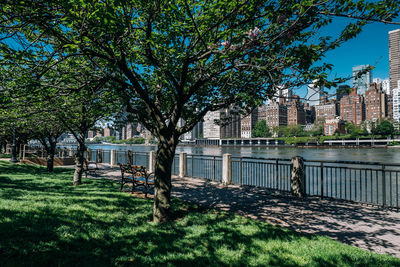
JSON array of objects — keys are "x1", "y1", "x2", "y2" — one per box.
[
  {"x1": 83, "y1": 159, "x2": 99, "y2": 178},
  {"x1": 119, "y1": 164, "x2": 154, "y2": 197}
]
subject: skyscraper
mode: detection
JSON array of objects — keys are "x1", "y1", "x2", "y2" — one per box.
[
  {"x1": 352, "y1": 65, "x2": 372, "y2": 95},
  {"x1": 373, "y1": 78, "x2": 391, "y2": 95},
  {"x1": 307, "y1": 80, "x2": 322, "y2": 106},
  {"x1": 389, "y1": 29, "x2": 400, "y2": 91},
  {"x1": 393, "y1": 81, "x2": 400, "y2": 123}
]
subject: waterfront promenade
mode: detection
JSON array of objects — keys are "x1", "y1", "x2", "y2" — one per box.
[{"x1": 99, "y1": 165, "x2": 400, "y2": 258}]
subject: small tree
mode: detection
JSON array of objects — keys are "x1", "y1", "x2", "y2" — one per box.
[
  {"x1": 374, "y1": 120, "x2": 395, "y2": 137},
  {"x1": 252, "y1": 120, "x2": 271, "y2": 138}
]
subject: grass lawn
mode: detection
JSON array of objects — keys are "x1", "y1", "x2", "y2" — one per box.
[{"x1": 0, "y1": 161, "x2": 399, "y2": 266}]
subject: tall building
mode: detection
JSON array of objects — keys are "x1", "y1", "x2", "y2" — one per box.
[
  {"x1": 271, "y1": 86, "x2": 293, "y2": 104},
  {"x1": 183, "y1": 121, "x2": 203, "y2": 140},
  {"x1": 220, "y1": 107, "x2": 241, "y2": 138},
  {"x1": 266, "y1": 102, "x2": 287, "y2": 129},
  {"x1": 203, "y1": 107, "x2": 241, "y2": 139},
  {"x1": 315, "y1": 102, "x2": 337, "y2": 122},
  {"x1": 241, "y1": 109, "x2": 258, "y2": 138},
  {"x1": 303, "y1": 103, "x2": 316, "y2": 124},
  {"x1": 103, "y1": 127, "x2": 114, "y2": 137},
  {"x1": 373, "y1": 78, "x2": 391, "y2": 95},
  {"x1": 203, "y1": 110, "x2": 222, "y2": 139},
  {"x1": 352, "y1": 65, "x2": 372, "y2": 95},
  {"x1": 257, "y1": 104, "x2": 267, "y2": 121},
  {"x1": 393, "y1": 80, "x2": 400, "y2": 123},
  {"x1": 286, "y1": 95, "x2": 305, "y2": 126},
  {"x1": 336, "y1": 85, "x2": 351, "y2": 102},
  {"x1": 387, "y1": 94, "x2": 394, "y2": 119},
  {"x1": 307, "y1": 80, "x2": 322, "y2": 106},
  {"x1": 340, "y1": 87, "x2": 365, "y2": 125},
  {"x1": 365, "y1": 83, "x2": 385, "y2": 122},
  {"x1": 389, "y1": 29, "x2": 400, "y2": 90},
  {"x1": 87, "y1": 130, "x2": 95, "y2": 139}
]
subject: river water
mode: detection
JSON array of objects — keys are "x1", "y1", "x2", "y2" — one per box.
[{"x1": 86, "y1": 144, "x2": 400, "y2": 163}]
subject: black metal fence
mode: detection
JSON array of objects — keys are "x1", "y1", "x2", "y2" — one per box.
[
  {"x1": 40, "y1": 146, "x2": 400, "y2": 209},
  {"x1": 187, "y1": 154, "x2": 222, "y2": 182},
  {"x1": 232, "y1": 157, "x2": 292, "y2": 192},
  {"x1": 304, "y1": 160, "x2": 400, "y2": 208}
]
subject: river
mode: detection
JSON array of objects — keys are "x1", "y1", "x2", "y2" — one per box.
[{"x1": 85, "y1": 144, "x2": 400, "y2": 163}]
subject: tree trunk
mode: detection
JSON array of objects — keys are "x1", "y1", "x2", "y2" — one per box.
[
  {"x1": 153, "y1": 134, "x2": 178, "y2": 223},
  {"x1": 46, "y1": 141, "x2": 56, "y2": 172},
  {"x1": 73, "y1": 141, "x2": 86, "y2": 186}
]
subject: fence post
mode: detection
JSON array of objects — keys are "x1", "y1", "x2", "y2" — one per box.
[
  {"x1": 320, "y1": 162, "x2": 324, "y2": 198},
  {"x1": 275, "y1": 159, "x2": 279, "y2": 189},
  {"x1": 382, "y1": 165, "x2": 386, "y2": 207},
  {"x1": 23, "y1": 145, "x2": 26, "y2": 160},
  {"x1": 239, "y1": 158, "x2": 243, "y2": 184},
  {"x1": 222, "y1": 153, "x2": 232, "y2": 185},
  {"x1": 19, "y1": 144, "x2": 23, "y2": 159},
  {"x1": 87, "y1": 149, "x2": 91, "y2": 161},
  {"x1": 149, "y1": 151, "x2": 156, "y2": 173},
  {"x1": 128, "y1": 150, "x2": 133, "y2": 164},
  {"x1": 290, "y1": 156, "x2": 305, "y2": 197},
  {"x1": 179, "y1": 152, "x2": 187, "y2": 178},
  {"x1": 69, "y1": 148, "x2": 74, "y2": 158},
  {"x1": 110, "y1": 149, "x2": 117, "y2": 167},
  {"x1": 97, "y1": 149, "x2": 102, "y2": 163}
]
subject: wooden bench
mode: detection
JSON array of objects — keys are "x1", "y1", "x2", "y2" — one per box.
[
  {"x1": 119, "y1": 164, "x2": 154, "y2": 197},
  {"x1": 83, "y1": 159, "x2": 99, "y2": 178}
]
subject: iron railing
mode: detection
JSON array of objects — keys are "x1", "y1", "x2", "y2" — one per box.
[
  {"x1": 188, "y1": 154, "x2": 222, "y2": 182},
  {"x1": 232, "y1": 157, "x2": 292, "y2": 192},
  {"x1": 51, "y1": 147, "x2": 400, "y2": 209},
  {"x1": 303, "y1": 160, "x2": 400, "y2": 208}
]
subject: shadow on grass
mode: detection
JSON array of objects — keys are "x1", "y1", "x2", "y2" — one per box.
[{"x1": 1, "y1": 162, "x2": 399, "y2": 266}]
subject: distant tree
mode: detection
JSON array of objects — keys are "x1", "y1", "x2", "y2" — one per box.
[
  {"x1": 345, "y1": 122, "x2": 368, "y2": 138},
  {"x1": 374, "y1": 120, "x2": 394, "y2": 137},
  {"x1": 287, "y1": 125, "x2": 307, "y2": 137},
  {"x1": 252, "y1": 120, "x2": 271, "y2": 138}
]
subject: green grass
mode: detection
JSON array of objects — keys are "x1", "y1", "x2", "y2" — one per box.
[
  {"x1": 0, "y1": 154, "x2": 11, "y2": 158},
  {"x1": 0, "y1": 162, "x2": 399, "y2": 266}
]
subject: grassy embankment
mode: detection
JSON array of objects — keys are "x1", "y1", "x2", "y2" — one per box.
[{"x1": 0, "y1": 161, "x2": 399, "y2": 266}]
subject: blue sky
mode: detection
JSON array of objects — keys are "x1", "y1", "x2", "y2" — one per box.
[
  {"x1": 295, "y1": 18, "x2": 400, "y2": 98},
  {"x1": 324, "y1": 19, "x2": 399, "y2": 80}
]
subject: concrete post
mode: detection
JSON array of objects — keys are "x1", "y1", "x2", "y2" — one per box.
[
  {"x1": 222, "y1": 153, "x2": 232, "y2": 185},
  {"x1": 97, "y1": 149, "x2": 102, "y2": 163},
  {"x1": 179, "y1": 152, "x2": 187, "y2": 178},
  {"x1": 127, "y1": 150, "x2": 133, "y2": 164},
  {"x1": 149, "y1": 151, "x2": 156, "y2": 173},
  {"x1": 22, "y1": 145, "x2": 26, "y2": 160},
  {"x1": 290, "y1": 156, "x2": 305, "y2": 197},
  {"x1": 69, "y1": 148, "x2": 74, "y2": 158},
  {"x1": 87, "y1": 149, "x2": 91, "y2": 161},
  {"x1": 110, "y1": 149, "x2": 117, "y2": 167}
]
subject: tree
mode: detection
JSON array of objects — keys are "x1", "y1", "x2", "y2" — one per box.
[
  {"x1": 345, "y1": 122, "x2": 367, "y2": 138},
  {"x1": 35, "y1": 57, "x2": 122, "y2": 185},
  {"x1": 1, "y1": 0, "x2": 399, "y2": 222},
  {"x1": 252, "y1": 120, "x2": 271, "y2": 138},
  {"x1": 374, "y1": 120, "x2": 395, "y2": 137},
  {"x1": 0, "y1": 53, "x2": 122, "y2": 180}
]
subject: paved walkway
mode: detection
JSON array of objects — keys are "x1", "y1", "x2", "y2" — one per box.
[{"x1": 98, "y1": 165, "x2": 400, "y2": 257}]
